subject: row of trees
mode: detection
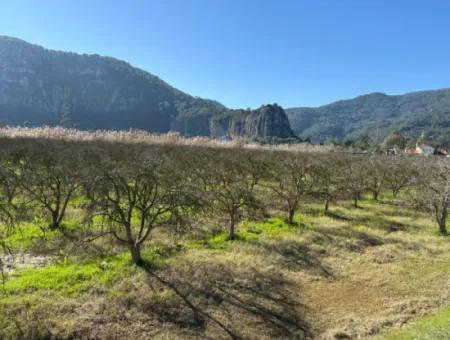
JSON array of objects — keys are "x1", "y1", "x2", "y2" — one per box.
[{"x1": 0, "y1": 138, "x2": 448, "y2": 265}]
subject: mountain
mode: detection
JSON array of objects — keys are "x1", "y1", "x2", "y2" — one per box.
[
  {"x1": 0, "y1": 36, "x2": 295, "y2": 140},
  {"x1": 211, "y1": 104, "x2": 297, "y2": 141},
  {"x1": 286, "y1": 89, "x2": 450, "y2": 147}
]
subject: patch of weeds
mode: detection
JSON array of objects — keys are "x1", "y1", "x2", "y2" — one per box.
[
  {"x1": 4, "y1": 222, "x2": 55, "y2": 251},
  {"x1": 187, "y1": 218, "x2": 305, "y2": 250},
  {"x1": 383, "y1": 307, "x2": 450, "y2": 339},
  {"x1": 0, "y1": 246, "x2": 171, "y2": 298},
  {"x1": 3, "y1": 218, "x2": 83, "y2": 252}
]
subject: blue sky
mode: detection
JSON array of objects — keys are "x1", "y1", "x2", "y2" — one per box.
[{"x1": 1, "y1": 0, "x2": 450, "y2": 109}]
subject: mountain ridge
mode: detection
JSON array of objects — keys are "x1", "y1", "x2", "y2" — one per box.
[
  {"x1": 286, "y1": 88, "x2": 450, "y2": 146},
  {"x1": 0, "y1": 36, "x2": 295, "y2": 141}
]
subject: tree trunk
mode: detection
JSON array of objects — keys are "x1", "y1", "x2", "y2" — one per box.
[
  {"x1": 438, "y1": 207, "x2": 447, "y2": 235},
  {"x1": 128, "y1": 244, "x2": 144, "y2": 266},
  {"x1": 353, "y1": 197, "x2": 358, "y2": 208},
  {"x1": 438, "y1": 220, "x2": 447, "y2": 235},
  {"x1": 324, "y1": 197, "x2": 330, "y2": 212},
  {"x1": 49, "y1": 211, "x2": 60, "y2": 230},
  {"x1": 287, "y1": 206, "x2": 296, "y2": 225},
  {"x1": 228, "y1": 213, "x2": 236, "y2": 240},
  {"x1": 373, "y1": 191, "x2": 378, "y2": 200}
]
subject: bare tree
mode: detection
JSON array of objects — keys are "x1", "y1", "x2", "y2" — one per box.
[
  {"x1": 365, "y1": 156, "x2": 388, "y2": 201},
  {"x1": 263, "y1": 152, "x2": 313, "y2": 224},
  {"x1": 0, "y1": 149, "x2": 24, "y2": 228},
  {"x1": 196, "y1": 149, "x2": 260, "y2": 240},
  {"x1": 310, "y1": 154, "x2": 346, "y2": 212},
  {"x1": 384, "y1": 157, "x2": 416, "y2": 197},
  {"x1": 412, "y1": 159, "x2": 450, "y2": 235},
  {"x1": 16, "y1": 141, "x2": 84, "y2": 230},
  {"x1": 342, "y1": 155, "x2": 367, "y2": 208},
  {"x1": 86, "y1": 145, "x2": 193, "y2": 265}
]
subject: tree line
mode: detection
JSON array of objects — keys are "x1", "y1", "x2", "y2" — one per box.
[{"x1": 0, "y1": 138, "x2": 448, "y2": 265}]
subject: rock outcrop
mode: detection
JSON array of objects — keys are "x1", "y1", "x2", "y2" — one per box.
[{"x1": 210, "y1": 104, "x2": 297, "y2": 140}]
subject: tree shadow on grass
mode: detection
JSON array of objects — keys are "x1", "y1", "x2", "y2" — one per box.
[
  {"x1": 140, "y1": 260, "x2": 309, "y2": 339},
  {"x1": 325, "y1": 207, "x2": 414, "y2": 234},
  {"x1": 260, "y1": 239, "x2": 334, "y2": 278}
]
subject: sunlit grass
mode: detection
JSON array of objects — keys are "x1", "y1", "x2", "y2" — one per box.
[
  {"x1": 0, "y1": 246, "x2": 172, "y2": 297},
  {"x1": 383, "y1": 307, "x2": 450, "y2": 339},
  {"x1": 2, "y1": 195, "x2": 450, "y2": 339},
  {"x1": 186, "y1": 218, "x2": 305, "y2": 250}
]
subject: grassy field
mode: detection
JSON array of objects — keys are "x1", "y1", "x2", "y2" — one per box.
[{"x1": 1, "y1": 196, "x2": 450, "y2": 339}]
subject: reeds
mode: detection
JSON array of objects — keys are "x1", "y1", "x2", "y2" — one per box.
[{"x1": 0, "y1": 126, "x2": 337, "y2": 152}]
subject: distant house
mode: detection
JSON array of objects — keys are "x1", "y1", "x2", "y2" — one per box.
[
  {"x1": 416, "y1": 144, "x2": 435, "y2": 156},
  {"x1": 386, "y1": 147, "x2": 398, "y2": 155},
  {"x1": 404, "y1": 144, "x2": 435, "y2": 156}
]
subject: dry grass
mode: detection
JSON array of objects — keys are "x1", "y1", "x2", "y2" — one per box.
[
  {"x1": 2, "y1": 198, "x2": 450, "y2": 339},
  {"x1": 0, "y1": 126, "x2": 337, "y2": 153}
]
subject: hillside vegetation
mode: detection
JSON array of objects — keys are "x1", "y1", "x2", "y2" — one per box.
[
  {"x1": 0, "y1": 132, "x2": 450, "y2": 339},
  {"x1": 0, "y1": 36, "x2": 295, "y2": 141},
  {"x1": 286, "y1": 89, "x2": 450, "y2": 146}
]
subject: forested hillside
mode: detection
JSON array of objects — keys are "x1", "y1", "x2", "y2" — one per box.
[
  {"x1": 287, "y1": 89, "x2": 450, "y2": 146},
  {"x1": 0, "y1": 36, "x2": 295, "y2": 140}
]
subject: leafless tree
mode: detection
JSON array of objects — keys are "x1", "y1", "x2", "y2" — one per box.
[
  {"x1": 384, "y1": 157, "x2": 416, "y2": 197},
  {"x1": 365, "y1": 156, "x2": 388, "y2": 201},
  {"x1": 16, "y1": 141, "x2": 85, "y2": 230},
  {"x1": 263, "y1": 152, "x2": 313, "y2": 224},
  {"x1": 196, "y1": 149, "x2": 261, "y2": 240},
  {"x1": 342, "y1": 155, "x2": 367, "y2": 208},
  {"x1": 310, "y1": 154, "x2": 346, "y2": 212},
  {"x1": 86, "y1": 145, "x2": 193, "y2": 265},
  {"x1": 412, "y1": 158, "x2": 450, "y2": 234}
]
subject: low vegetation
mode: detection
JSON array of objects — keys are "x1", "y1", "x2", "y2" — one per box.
[{"x1": 0, "y1": 129, "x2": 449, "y2": 339}]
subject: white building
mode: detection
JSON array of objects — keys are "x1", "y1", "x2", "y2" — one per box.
[{"x1": 416, "y1": 144, "x2": 435, "y2": 156}]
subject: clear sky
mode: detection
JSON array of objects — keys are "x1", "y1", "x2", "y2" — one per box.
[{"x1": 1, "y1": 0, "x2": 450, "y2": 109}]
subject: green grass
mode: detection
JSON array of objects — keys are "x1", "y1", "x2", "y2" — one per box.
[
  {"x1": 1, "y1": 254, "x2": 133, "y2": 297},
  {"x1": 0, "y1": 245, "x2": 172, "y2": 298},
  {"x1": 2, "y1": 196, "x2": 450, "y2": 339},
  {"x1": 187, "y1": 218, "x2": 305, "y2": 250},
  {"x1": 3, "y1": 222, "x2": 56, "y2": 250},
  {"x1": 3, "y1": 218, "x2": 83, "y2": 251},
  {"x1": 383, "y1": 307, "x2": 450, "y2": 339}
]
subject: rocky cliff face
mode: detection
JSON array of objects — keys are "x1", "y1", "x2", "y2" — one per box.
[
  {"x1": 210, "y1": 104, "x2": 297, "y2": 140},
  {"x1": 0, "y1": 36, "x2": 297, "y2": 141}
]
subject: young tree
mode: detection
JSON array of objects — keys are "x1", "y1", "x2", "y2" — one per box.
[
  {"x1": 0, "y1": 150, "x2": 23, "y2": 227},
  {"x1": 412, "y1": 159, "x2": 450, "y2": 235},
  {"x1": 86, "y1": 145, "x2": 193, "y2": 265},
  {"x1": 16, "y1": 141, "x2": 85, "y2": 230},
  {"x1": 384, "y1": 157, "x2": 416, "y2": 197},
  {"x1": 263, "y1": 152, "x2": 313, "y2": 224},
  {"x1": 342, "y1": 155, "x2": 367, "y2": 208},
  {"x1": 196, "y1": 149, "x2": 260, "y2": 240},
  {"x1": 365, "y1": 156, "x2": 388, "y2": 201},
  {"x1": 310, "y1": 154, "x2": 345, "y2": 212}
]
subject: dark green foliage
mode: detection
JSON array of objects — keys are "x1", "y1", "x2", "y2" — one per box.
[
  {"x1": 0, "y1": 36, "x2": 226, "y2": 134},
  {"x1": 286, "y1": 89, "x2": 450, "y2": 147},
  {"x1": 384, "y1": 131, "x2": 407, "y2": 150}
]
